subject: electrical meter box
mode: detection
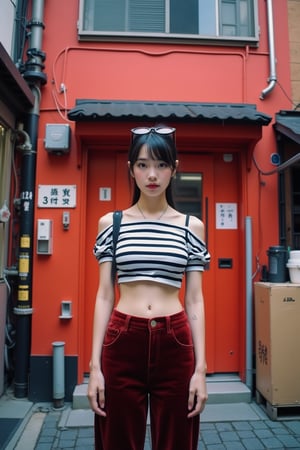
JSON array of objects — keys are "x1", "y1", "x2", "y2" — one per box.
[
  {"x1": 44, "y1": 124, "x2": 70, "y2": 155},
  {"x1": 37, "y1": 219, "x2": 53, "y2": 254},
  {"x1": 254, "y1": 282, "x2": 300, "y2": 406}
]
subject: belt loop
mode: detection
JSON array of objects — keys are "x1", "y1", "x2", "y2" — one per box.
[
  {"x1": 123, "y1": 315, "x2": 130, "y2": 331},
  {"x1": 166, "y1": 316, "x2": 171, "y2": 333}
]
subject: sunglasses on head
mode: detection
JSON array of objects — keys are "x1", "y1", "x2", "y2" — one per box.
[{"x1": 131, "y1": 126, "x2": 176, "y2": 142}]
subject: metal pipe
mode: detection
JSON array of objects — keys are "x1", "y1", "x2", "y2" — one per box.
[
  {"x1": 14, "y1": 0, "x2": 46, "y2": 398},
  {"x1": 52, "y1": 342, "x2": 65, "y2": 409},
  {"x1": 14, "y1": 94, "x2": 39, "y2": 398},
  {"x1": 260, "y1": 0, "x2": 277, "y2": 99},
  {"x1": 245, "y1": 217, "x2": 253, "y2": 391}
]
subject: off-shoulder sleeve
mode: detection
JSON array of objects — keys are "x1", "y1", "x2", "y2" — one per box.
[
  {"x1": 186, "y1": 230, "x2": 210, "y2": 272},
  {"x1": 93, "y1": 224, "x2": 113, "y2": 263}
]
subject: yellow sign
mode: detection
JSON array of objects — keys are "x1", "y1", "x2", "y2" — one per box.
[
  {"x1": 18, "y1": 289, "x2": 29, "y2": 301},
  {"x1": 19, "y1": 255, "x2": 29, "y2": 274},
  {"x1": 20, "y1": 236, "x2": 30, "y2": 248}
]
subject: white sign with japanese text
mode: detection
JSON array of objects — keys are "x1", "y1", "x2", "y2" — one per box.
[
  {"x1": 216, "y1": 203, "x2": 237, "y2": 229},
  {"x1": 38, "y1": 185, "x2": 76, "y2": 208}
]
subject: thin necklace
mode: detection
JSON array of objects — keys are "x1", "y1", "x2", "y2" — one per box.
[{"x1": 137, "y1": 203, "x2": 168, "y2": 220}]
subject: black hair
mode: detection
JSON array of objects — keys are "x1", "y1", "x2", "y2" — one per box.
[{"x1": 128, "y1": 131, "x2": 177, "y2": 207}]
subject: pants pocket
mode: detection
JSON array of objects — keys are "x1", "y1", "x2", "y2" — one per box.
[
  {"x1": 103, "y1": 326, "x2": 122, "y2": 347},
  {"x1": 170, "y1": 324, "x2": 194, "y2": 347}
]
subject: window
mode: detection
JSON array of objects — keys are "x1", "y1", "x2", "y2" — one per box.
[
  {"x1": 291, "y1": 166, "x2": 300, "y2": 249},
  {"x1": 173, "y1": 173, "x2": 203, "y2": 219},
  {"x1": 280, "y1": 163, "x2": 300, "y2": 251},
  {"x1": 220, "y1": 0, "x2": 254, "y2": 37},
  {"x1": 79, "y1": 0, "x2": 258, "y2": 44}
]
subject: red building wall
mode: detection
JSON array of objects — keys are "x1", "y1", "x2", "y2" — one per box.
[{"x1": 29, "y1": 0, "x2": 292, "y2": 399}]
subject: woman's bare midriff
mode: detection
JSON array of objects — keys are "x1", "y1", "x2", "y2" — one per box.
[{"x1": 116, "y1": 280, "x2": 183, "y2": 318}]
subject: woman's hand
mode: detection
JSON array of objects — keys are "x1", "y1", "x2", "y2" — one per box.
[
  {"x1": 187, "y1": 371, "x2": 208, "y2": 418},
  {"x1": 87, "y1": 368, "x2": 107, "y2": 417}
]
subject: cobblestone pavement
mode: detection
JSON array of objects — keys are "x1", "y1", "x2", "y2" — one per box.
[{"x1": 32, "y1": 407, "x2": 300, "y2": 450}]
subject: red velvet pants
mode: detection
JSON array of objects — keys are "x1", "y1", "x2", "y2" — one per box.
[{"x1": 94, "y1": 309, "x2": 200, "y2": 450}]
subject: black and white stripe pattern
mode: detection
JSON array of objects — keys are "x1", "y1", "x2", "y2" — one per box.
[{"x1": 94, "y1": 221, "x2": 210, "y2": 288}]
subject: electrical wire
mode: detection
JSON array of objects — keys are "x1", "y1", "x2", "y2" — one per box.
[
  {"x1": 10, "y1": 133, "x2": 19, "y2": 199},
  {"x1": 252, "y1": 170, "x2": 264, "y2": 280},
  {"x1": 275, "y1": 79, "x2": 300, "y2": 111},
  {"x1": 252, "y1": 152, "x2": 300, "y2": 176},
  {"x1": 51, "y1": 88, "x2": 72, "y2": 122},
  {"x1": 3, "y1": 274, "x2": 16, "y2": 373}
]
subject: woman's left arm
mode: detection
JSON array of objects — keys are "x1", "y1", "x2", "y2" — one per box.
[{"x1": 185, "y1": 216, "x2": 208, "y2": 418}]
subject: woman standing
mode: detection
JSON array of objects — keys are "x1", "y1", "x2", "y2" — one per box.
[{"x1": 88, "y1": 126, "x2": 210, "y2": 450}]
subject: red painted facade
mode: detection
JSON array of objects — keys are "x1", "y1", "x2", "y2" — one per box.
[{"x1": 28, "y1": 0, "x2": 292, "y2": 400}]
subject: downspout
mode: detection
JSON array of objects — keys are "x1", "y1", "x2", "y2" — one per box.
[
  {"x1": 14, "y1": 0, "x2": 47, "y2": 398},
  {"x1": 260, "y1": 0, "x2": 277, "y2": 99},
  {"x1": 245, "y1": 217, "x2": 253, "y2": 391}
]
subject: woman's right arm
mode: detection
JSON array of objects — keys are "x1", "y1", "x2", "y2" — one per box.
[{"x1": 88, "y1": 215, "x2": 115, "y2": 416}]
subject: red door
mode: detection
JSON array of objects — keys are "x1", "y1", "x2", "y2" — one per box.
[{"x1": 83, "y1": 150, "x2": 241, "y2": 375}]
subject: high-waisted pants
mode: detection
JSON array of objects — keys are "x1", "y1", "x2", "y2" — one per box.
[{"x1": 94, "y1": 309, "x2": 200, "y2": 450}]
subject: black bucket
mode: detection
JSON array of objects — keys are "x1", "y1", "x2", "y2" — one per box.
[{"x1": 267, "y1": 246, "x2": 287, "y2": 282}]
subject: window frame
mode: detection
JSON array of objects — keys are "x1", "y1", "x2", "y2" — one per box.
[{"x1": 78, "y1": 0, "x2": 259, "y2": 46}]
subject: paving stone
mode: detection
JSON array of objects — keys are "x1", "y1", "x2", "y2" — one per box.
[
  {"x1": 261, "y1": 437, "x2": 287, "y2": 448},
  {"x1": 205, "y1": 444, "x2": 226, "y2": 450},
  {"x1": 76, "y1": 436, "x2": 94, "y2": 446},
  {"x1": 237, "y1": 430, "x2": 256, "y2": 439},
  {"x1": 215, "y1": 422, "x2": 234, "y2": 432},
  {"x1": 254, "y1": 427, "x2": 275, "y2": 439},
  {"x1": 58, "y1": 438, "x2": 77, "y2": 448},
  {"x1": 249, "y1": 420, "x2": 269, "y2": 430},
  {"x1": 242, "y1": 437, "x2": 264, "y2": 449},
  {"x1": 77, "y1": 427, "x2": 93, "y2": 437},
  {"x1": 35, "y1": 444, "x2": 53, "y2": 450},
  {"x1": 38, "y1": 436, "x2": 56, "y2": 443},
  {"x1": 75, "y1": 446, "x2": 93, "y2": 450},
  {"x1": 233, "y1": 421, "x2": 253, "y2": 431},
  {"x1": 201, "y1": 423, "x2": 217, "y2": 430},
  {"x1": 39, "y1": 428, "x2": 58, "y2": 438},
  {"x1": 284, "y1": 421, "x2": 300, "y2": 434},
  {"x1": 277, "y1": 434, "x2": 300, "y2": 447},
  {"x1": 201, "y1": 430, "x2": 223, "y2": 445},
  {"x1": 224, "y1": 442, "x2": 246, "y2": 450},
  {"x1": 220, "y1": 430, "x2": 240, "y2": 442},
  {"x1": 59, "y1": 429, "x2": 78, "y2": 439},
  {"x1": 266, "y1": 420, "x2": 289, "y2": 430}
]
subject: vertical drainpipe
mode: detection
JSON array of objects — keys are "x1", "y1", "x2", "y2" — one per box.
[
  {"x1": 14, "y1": 0, "x2": 47, "y2": 398},
  {"x1": 260, "y1": 0, "x2": 277, "y2": 99},
  {"x1": 245, "y1": 217, "x2": 253, "y2": 391}
]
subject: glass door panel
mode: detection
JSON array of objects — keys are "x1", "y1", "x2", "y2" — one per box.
[{"x1": 173, "y1": 173, "x2": 203, "y2": 218}]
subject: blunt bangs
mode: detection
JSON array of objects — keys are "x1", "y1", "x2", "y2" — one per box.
[{"x1": 129, "y1": 133, "x2": 177, "y2": 170}]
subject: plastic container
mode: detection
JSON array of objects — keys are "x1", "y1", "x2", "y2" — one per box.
[
  {"x1": 267, "y1": 246, "x2": 287, "y2": 282},
  {"x1": 289, "y1": 250, "x2": 300, "y2": 260},
  {"x1": 286, "y1": 250, "x2": 300, "y2": 283}
]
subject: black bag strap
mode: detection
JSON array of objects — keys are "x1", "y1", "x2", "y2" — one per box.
[
  {"x1": 111, "y1": 210, "x2": 122, "y2": 284},
  {"x1": 185, "y1": 214, "x2": 190, "y2": 240}
]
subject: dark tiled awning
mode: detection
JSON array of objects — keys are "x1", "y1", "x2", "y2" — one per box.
[
  {"x1": 0, "y1": 43, "x2": 34, "y2": 113},
  {"x1": 274, "y1": 110, "x2": 300, "y2": 144},
  {"x1": 68, "y1": 100, "x2": 272, "y2": 125}
]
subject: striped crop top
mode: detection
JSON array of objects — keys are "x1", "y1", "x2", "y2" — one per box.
[{"x1": 93, "y1": 220, "x2": 210, "y2": 288}]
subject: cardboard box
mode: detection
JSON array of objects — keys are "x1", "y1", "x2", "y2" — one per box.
[{"x1": 254, "y1": 282, "x2": 300, "y2": 406}]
